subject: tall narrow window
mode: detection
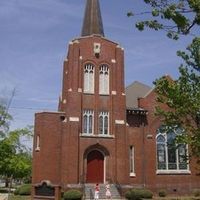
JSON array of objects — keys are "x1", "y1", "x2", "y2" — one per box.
[
  {"x1": 98, "y1": 111, "x2": 109, "y2": 135},
  {"x1": 156, "y1": 126, "x2": 189, "y2": 173},
  {"x1": 129, "y1": 146, "x2": 135, "y2": 176},
  {"x1": 84, "y1": 64, "x2": 94, "y2": 93},
  {"x1": 99, "y1": 64, "x2": 109, "y2": 95},
  {"x1": 35, "y1": 135, "x2": 40, "y2": 151},
  {"x1": 83, "y1": 110, "x2": 94, "y2": 134}
]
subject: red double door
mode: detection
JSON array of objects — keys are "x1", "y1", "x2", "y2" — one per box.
[{"x1": 86, "y1": 150, "x2": 104, "y2": 183}]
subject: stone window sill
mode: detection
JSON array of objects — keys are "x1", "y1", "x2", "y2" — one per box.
[
  {"x1": 156, "y1": 170, "x2": 191, "y2": 175},
  {"x1": 80, "y1": 133, "x2": 114, "y2": 139},
  {"x1": 130, "y1": 172, "x2": 136, "y2": 177},
  {"x1": 35, "y1": 147, "x2": 40, "y2": 152}
]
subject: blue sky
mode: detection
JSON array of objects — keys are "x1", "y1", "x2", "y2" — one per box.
[{"x1": 0, "y1": 0, "x2": 194, "y2": 130}]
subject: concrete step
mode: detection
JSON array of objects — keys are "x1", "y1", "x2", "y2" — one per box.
[{"x1": 84, "y1": 184, "x2": 121, "y2": 199}]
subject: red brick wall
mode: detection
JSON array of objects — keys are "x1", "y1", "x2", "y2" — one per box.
[
  {"x1": 32, "y1": 112, "x2": 64, "y2": 184},
  {"x1": 32, "y1": 35, "x2": 200, "y2": 196},
  {"x1": 127, "y1": 89, "x2": 200, "y2": 193}
]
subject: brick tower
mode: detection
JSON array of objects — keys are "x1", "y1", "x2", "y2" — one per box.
[{"x1": 32, "y1": 0, "x2": 129, "y2": 199}]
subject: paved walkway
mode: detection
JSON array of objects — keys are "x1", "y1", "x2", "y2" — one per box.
[{"x1": 0, "y1": 194, "x2": 8, "y2": 200}]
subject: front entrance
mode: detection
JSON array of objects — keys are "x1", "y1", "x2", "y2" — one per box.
[{"x1": 86, "y1": 150, "x2": 104, "y2": 183}]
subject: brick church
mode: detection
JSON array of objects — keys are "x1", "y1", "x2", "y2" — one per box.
[{"x1": 32, "y1": 0, "x2": 200, "y2": 199}]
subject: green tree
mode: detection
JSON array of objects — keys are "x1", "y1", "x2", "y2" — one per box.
[
  {"x1": 0, "y1": 101, "x2": 12, "y2": 138},
  {"x1": 0, "y1": 89, "x2": 16, "y2": 138},
  {"x1": 0, "y1": 127, "x2": 33, "y2": 187},
  {"x1": 128, "y1": 0, "x2": 200, "y2": 39},
  {"x1": 154, "y1": 37, "x2": 200, "y2": 160},
  {"x1": 0, "y1": 97, "x2": 33, "y2": 187}
]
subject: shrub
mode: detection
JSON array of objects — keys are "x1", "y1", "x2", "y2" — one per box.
[
  {"x1": 125, "y1": 189, "x2": 141, "y2": 200},
  {"x1": 193, "y1": 189, "x2": 200, "y2": 197},
  {"x1": 125, "y1": 189, "x2": 153, "y2": 200},
  {"x1": 63, "y1": 189, "x2": 82, "y2": 200},
  {"x1": 140, "y1": 189, "x2": 153, "y2": 199},
  {"x1": 14, "y1": 184, "x2": 31, "y2": 196},
  {"x1": 0, "y1": 188, "x2": 8, "y2": 193},
  {"x1": 158, "y1": 190, "x2": 167, "y2": 197}
]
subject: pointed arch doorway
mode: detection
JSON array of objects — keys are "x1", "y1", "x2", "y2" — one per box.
[{"x1": 86, "y1": 150, "x2": 104, "y2": 183}]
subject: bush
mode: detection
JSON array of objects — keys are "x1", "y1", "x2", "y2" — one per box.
[
  {"x1": 125, "y1": 189, "x2": 141, "y2": 200},
  {"x1": 14, "y1": 184, "x2": 31, "y2": 196},
  {"x1": 158, "y1": 190, "x2": 167, "y2": 197},
  {"x1": 63, "y1": 189, "x2": 82, "y2": 200},
  {"x1": 0, "y1": 188, "x2": 8, "y2": 193},
  {"x1": 193, "y1": 189, "x2": 200, "y2": 197},
  {"x1": 140, "y1": 189, "x2": 153, "y2": 199},
  {"x1": 125, "y1": 189, "x2": 153, "y2": 200}
]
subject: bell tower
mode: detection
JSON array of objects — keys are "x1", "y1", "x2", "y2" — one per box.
[
  {"x1": 32, "y1": 1, "x2": 129, "y2": 199},
  {"x1": 57, "y1": 0, "x2": 128, "y2": 185}
]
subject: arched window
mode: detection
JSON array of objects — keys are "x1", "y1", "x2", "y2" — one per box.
[
  {"x1": 99, "y1": 64, "x2": 109, "y2": 95},
  {"x1": 83, "y1": 110, "x2": 94, "y2": 134},
  {"x1": 156, "y1": 126, "x2": 188, "y2": 172},
  {"x1": 99, "y1": 111, "x2": 109, "y2": 135},
  {"x1": 84, "y1": 64, "x2": 94, "y2": 93}
]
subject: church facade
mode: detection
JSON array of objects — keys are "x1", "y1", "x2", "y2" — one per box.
[{"x1": 32, "y1": 0, "x2": 200, "y2": 199}]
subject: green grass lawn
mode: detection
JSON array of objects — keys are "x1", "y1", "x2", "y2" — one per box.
[{"x1": 8, "y1": 195, "x2": 31, "y2": 200}]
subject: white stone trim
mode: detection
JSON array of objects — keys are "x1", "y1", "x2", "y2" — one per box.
[
  {"x1": 69, "y1": 41, "x2": 73, "y2": 45},
  {"x1": 65, "y1": 71, "x2": 68, "y2": 75},
  {"x1": 79, "y1": 56, "x2": 83, "y2": 60},
  {"x1": 68, "y1": 88, "x2": 72, "y2": 92},
  {"x1": 111, "y1": 59, "x2": 116, "y2": 63},
  {"x1": 94, "y1": 43, "x2": 101, "y2": 54},
  {"x1": 115, "y1": 120, "x2": 125, "y2": 124},
  {"x1": 69, "y1": 117, "x2": 79, "y2": 122},
  {"x1": 156, "y1": 170, "x2": 191, "y2": 175},
  {"x1": 73, "y1": 40, "x2": 79, "y2": 44},
  {"x1": 81, "y1": 133, "x2": 94, "y2": 137},
  {"x1": 80, "y1": 133, "x2": 114, "y2": 139},
  {"x1": 35, "y1": 147, "x2": 40, "y2": 152},
  {"x1": 35, "y1": 135, "x2": 40, "y2": 152},
  {"x1": 112, "y1": 91, "x2": 117, "y2": 95},
  {"x1": 130, "y1": 172, "x2": 136, "y2": 177},
  {"x1": 122, "y1": 93, "x2": 126, "y2": 96},
  {"x1": 63, "y1": 118, "x2": 67, "y2": 123},
  {"x1": 63, "y1": 99, "x2": 66, "y2": 104},
  {"x1": 147, "y1": 134, "x2": 153, "y2": 139},
  {"x1": 64, "y1": 59, "x2": 68, "y2": 62},
  {"x1": 78, "y1": 88, "x2": 82, "y2": 92}
]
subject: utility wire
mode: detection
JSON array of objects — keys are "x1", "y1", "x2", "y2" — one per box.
[{"x1": 9, "y1": 106, "x2": 55, "y2": 111}]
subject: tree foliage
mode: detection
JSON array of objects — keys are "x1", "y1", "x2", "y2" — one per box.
[
  {"x1": 0, "y1": 127, "x2": 33, "y2": 186},
  {"x1": 154, "y1": 37, "x2": 200, "y2": 159},
  {"x1": 0, "y1": 98, "x2": 33, "y2": 186},
  {"x1": 128, "y1": 0, "x2": 200, "y2": 39},
  {"x1": 0, "y1": 101, "x2": 12, "y2": 138}
]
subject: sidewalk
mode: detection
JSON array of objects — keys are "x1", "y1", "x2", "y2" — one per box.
[{"x1": 0, "y1": 194, "x2": 8, "y2": 200}]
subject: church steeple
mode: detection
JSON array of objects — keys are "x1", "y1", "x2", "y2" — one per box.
[{"x1": 81, "y1": 0, "x2": 105, "y2": 37}]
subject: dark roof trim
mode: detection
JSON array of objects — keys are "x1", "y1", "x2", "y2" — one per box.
[{"x1": 126, "y1": 107, "x2": 148, "y2": 115}]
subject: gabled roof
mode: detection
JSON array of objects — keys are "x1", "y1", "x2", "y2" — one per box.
[
  {"x1": 125, "y1": 81, "x2": 152, "y2": 109},
  {"x1": 81, "y1": 0, "x2": 104, "y2": 37}
]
